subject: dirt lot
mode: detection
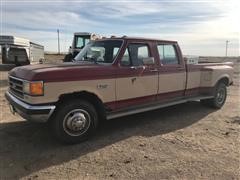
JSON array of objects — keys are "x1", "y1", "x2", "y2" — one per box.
[{"x1": 0, "y1": 55, "x2": 239, "y2": 179}]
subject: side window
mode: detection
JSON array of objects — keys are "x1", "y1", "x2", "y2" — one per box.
[
  {"x1": 157, "y1": 45, "x2": 164, "y2": 60},
  {"x1": 121, "y1": 48, "x2": 130, "y2": 66},
  {"x1": 157, "y1": 44, "x2": 179, "y2": 65},
  {"x1": 121, "y1": 44, "x2": 150, "y2": 66},
  {"x1": 113, "y1": 47, "x2": 119, "y2": 57},
  {"x1": 138, "y1": 46, "x2": 149, "y2": 59}
]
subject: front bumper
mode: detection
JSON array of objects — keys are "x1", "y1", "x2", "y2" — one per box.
[{"x1": 5, "y1": 91, "x2": 56, "y2": 123}]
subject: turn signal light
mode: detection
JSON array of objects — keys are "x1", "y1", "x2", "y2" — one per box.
[{"x1": 30, "y1": 82, "x2": 44, "y2": 95}]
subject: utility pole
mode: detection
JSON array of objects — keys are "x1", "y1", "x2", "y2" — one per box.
[
  {"x1": 57, "y1": 29, "x2": 60, "y2": 54},
  {"x1": 225, "y1": 40, "x2": 229, "y2": 57}
]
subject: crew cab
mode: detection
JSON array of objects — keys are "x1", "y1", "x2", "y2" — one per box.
[{"x1": 5, "y1": 36, "x2": 234, "y2": 143}]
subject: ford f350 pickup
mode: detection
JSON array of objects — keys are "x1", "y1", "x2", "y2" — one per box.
[{"x1": 5, "y1": 36, "x2": 234, "y2": 143}]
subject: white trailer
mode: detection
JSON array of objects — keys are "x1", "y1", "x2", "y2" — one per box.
[{"x1": 0, "y1": 35, "x2": 44, "y2": 66}]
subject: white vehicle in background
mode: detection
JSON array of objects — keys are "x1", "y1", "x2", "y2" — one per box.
[
  {"x1": 64, "y1": 32, "x2": 102, "y2": 62},
  {"x1": 0, "y1": 35, "x2": 44, "y2": 66},
  {"x1": 184, "y1": 55, "x2": 199, "y2": 64}
]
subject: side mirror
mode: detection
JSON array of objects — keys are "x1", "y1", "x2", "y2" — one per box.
[{"x1": 142, "y1": 57, "x2": 155, "y2": 65}]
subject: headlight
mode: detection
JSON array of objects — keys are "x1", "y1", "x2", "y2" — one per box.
[
  {"x1": 23, "y1": 81, "x2": 30, "y2": 94},
  {"x1": 23, "y1": 81, "x2": 44, "y2": 96}
]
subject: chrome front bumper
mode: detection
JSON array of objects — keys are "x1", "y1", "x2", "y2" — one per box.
[{"x1": 5, "y1": 91, "x2": 56, "y2": 123}]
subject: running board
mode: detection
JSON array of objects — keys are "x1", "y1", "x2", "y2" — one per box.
[{"x1": 106, "y1": 95, "x2": 213, "y2": 120}]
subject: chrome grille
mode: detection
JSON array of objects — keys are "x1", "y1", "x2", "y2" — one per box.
[{"x1": 9, "y1": 76, "x2": 24, "y2": 99}]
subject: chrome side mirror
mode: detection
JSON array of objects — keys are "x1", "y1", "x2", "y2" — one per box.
[{"x1": 142, "y1": 57, "x2": 155, "y2": 65}]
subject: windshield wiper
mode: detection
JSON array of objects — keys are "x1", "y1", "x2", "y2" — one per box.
[
  {"x1": 82, "y1": 57, "x2": 98, "y2": 64},
  {"x1": 73, "y1": 57, "x2": 98, "y2": 64}
]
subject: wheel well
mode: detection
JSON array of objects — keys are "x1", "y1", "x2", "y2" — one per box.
[
  {"x1": 217, "y1": 77, "x2": 229, "y2": 86},
  {"x1": 57, "y1": 91, "x2": 106, "y2": 121}
]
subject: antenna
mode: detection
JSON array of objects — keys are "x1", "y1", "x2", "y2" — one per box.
[
  {"x1": 57, "y1": 29, "x2": 60, "y2": 54},
  {"x1": 225, "y1": 40, "x2": 229, "y2": 57}
]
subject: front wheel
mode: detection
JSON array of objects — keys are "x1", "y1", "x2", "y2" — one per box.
[
  {"x1": 201, "y1": 82, "x2": 227, "y2": 109},
  {"x1": 51, "y1": 99, "x2": 98, "y2": 144}
]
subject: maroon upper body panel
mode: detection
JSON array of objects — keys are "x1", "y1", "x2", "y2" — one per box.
[
  {"x1": 9, "y1": 62, "x2": 118, "y2": 82},
  {"x1": 10, "y1": 37, "x2": 220, "y2": 83},
  {"x1": 9, "y1": 37, "x2": 231, "y2": 83},
  {"x1": 9, "y1": 36, "x2": 230, "y2": 83},
  {"x1": 187, "y1": 62, "x2": 234, "y2": 72},
  {"x1": 8, "y1": 37, "x2": 186, "y2": 82}
]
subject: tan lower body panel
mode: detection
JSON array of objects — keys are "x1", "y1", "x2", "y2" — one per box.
[{"x1": 24, "y1": 71, "x2": 213, "y2": 106}]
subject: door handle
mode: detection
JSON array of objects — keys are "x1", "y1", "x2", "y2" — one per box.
[
  {"x1": 176, "y1": 67, "x2": 184, "y2": 70},
  {"x1": 150, "y1": 69, "x2": 158, "y2": 72},
  {"x1": 130, "y1": 66, "x2": 137, "y2": 70}
]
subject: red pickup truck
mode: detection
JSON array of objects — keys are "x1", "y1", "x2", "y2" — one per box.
[{"x1": 5, "y1": 36, "x2": 234, "y2": 143}]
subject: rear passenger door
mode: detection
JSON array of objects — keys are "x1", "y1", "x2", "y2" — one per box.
[
  {"x1": 115, "y1": 42, "x2": 159, "y2": 110},
  {"x1": 157, "y1": 43, "x2": 186, "y2": 101}
]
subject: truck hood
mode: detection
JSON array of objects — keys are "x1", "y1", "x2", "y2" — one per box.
[{"x1": 9, "y1": 62, "x2": 116, "y2": 82}]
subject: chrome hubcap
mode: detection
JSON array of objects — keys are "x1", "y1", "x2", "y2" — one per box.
[
  {"x1": 63, "y1": 109, "x2": 91, "y2": 136},
  {"x1": 67, "y1": 113, "x2": 86, "y2": 131},
  {"x1": 216, "y1": 88, "x2": 225, "y2": 104}
]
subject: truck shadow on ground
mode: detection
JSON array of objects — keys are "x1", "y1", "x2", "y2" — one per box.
[{"x1": 0, "y1": 101, "x2": 216, "y2": 179}]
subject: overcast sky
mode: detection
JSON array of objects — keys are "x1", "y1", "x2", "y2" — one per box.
[{"x1": 1, "y1": 0, "x2": 239, "y2": 56}]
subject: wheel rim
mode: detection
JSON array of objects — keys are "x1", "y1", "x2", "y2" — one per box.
[
  {"x1": 216, "y1": 87, "x2": 226, "y2": 105},
  {"x1": 63, "y1": 109, "x2": 91, "y2": 136}
]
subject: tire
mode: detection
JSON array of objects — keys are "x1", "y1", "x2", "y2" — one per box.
[
  {"x1": 51, "y1": 99, "x2": 98, "y2": 144},
  {"x1": 63, "y1": 54, "x2": 73, "y2": 62},
  {"x1": 201, "y1": 82, "x2": 227, "y2": 109}
]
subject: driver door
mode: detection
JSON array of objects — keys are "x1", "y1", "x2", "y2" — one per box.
[{"x1": 115, "y1": 42, "x2": 159, "y2": 110}]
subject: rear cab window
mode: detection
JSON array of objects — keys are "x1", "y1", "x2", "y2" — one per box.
[{"x1": 157, "y1": 44, "x2": 179, "y2": 65}]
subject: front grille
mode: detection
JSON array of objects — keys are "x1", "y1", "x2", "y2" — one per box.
[{"x1": 9, "y1": 76, "x2": 24, "y2": 99}]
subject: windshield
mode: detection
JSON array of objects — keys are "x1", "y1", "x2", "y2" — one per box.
[
  {"x1": 74, "y1": 40, "x2": 123, "y2": 64},
  {"x1": 75, "y1": 35, "x2": 90, "y2": 49}
]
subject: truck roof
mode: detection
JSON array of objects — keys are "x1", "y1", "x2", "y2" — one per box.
[{"x1": 102, "y1": 36, "x2": 178, "y2": 43}]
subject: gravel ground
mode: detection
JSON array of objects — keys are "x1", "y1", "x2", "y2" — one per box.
[{"x1": 0, "y1": 56, "x2": 239, "y2": 180}]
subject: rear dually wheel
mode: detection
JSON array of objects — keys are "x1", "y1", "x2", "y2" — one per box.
[{"x1": 201, "y1": 82, "x2": 227, "y2": 109}]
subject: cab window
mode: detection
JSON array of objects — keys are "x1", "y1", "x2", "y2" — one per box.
[
  {"x1": 113, "y1": 47, "x2": 120, "y2": 57},
  {"x1": 157, "y1": 44, "x2": 179, "y2": 65},
  {"x1": 121, "y1": 43, "x2": 150, "y2": 66},
  {"x1": 121, "y1": 48, "x2": 131, "y2": 66}
]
